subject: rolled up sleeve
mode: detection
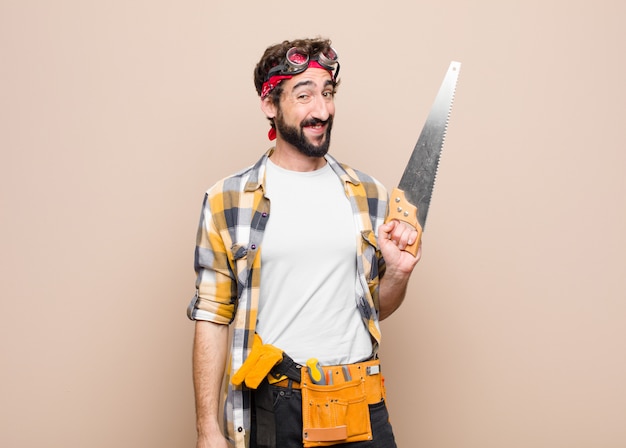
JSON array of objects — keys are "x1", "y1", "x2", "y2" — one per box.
[{"x1": 187, "y1": 192, "x2": 237, "y2": 325}]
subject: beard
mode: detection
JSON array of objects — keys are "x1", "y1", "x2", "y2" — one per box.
[{"x1": 274, "y1": 110, "x2": 333, "y2": 158}]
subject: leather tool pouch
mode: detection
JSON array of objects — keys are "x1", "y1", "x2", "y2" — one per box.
[{"x1": 301, "y1": 368, "x2": 374, "y2": 447}]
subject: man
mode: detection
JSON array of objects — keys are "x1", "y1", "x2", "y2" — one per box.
[{"x1": 188, "y1": 38, "x2": 421, "y2": 448}]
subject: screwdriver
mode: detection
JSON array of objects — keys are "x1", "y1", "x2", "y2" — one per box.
[{"x1": 306, "y1": 358, "x2": 326, "y2": 385}]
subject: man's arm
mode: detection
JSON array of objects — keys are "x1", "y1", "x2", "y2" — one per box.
[
  {"x1": 377, "y1": 220, "x2": 421, "y2": 320},
  {"x1": 193, "y1": 320, "x2": 230, "y2": 448}
]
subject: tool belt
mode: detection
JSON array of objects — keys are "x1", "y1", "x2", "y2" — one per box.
[
  {"x1": 234, "y1": 337, "x2": 386, "y2": 447},
  {"x1": 270, "y1": 357, "x2": 386, "y2": 447}
]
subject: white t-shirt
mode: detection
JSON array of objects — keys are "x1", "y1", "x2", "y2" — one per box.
[{"x1": 256, "y1": 159, "x2": 372, "y2": 365}]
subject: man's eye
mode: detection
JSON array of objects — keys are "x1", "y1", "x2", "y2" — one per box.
[
  {"x1": 296, "y1": 94, "x2": 314, "y2": 104},
  {"x1": 323, "y1": 91, "x2": 335, "y2": 98}
]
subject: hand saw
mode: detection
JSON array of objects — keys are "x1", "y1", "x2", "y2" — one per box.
[{"x1": 386, "y1": 61, "x2": 461, "y2": 256}]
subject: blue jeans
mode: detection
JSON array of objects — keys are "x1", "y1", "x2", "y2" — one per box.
[{"x1": 251, "y1": 382, "x2": 397, "y2": 448}]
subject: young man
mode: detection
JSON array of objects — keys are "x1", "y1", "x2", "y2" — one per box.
[{"x1": 188, "y1": 38, "x2": 421, "y2": 448}]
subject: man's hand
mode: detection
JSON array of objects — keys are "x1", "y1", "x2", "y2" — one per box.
[
  {"x1": 378, "y1": 219, "x2": 422, "y2": 273},
  {"x1": 377, "y1": 220, "x2": 422, "y2": 320}
]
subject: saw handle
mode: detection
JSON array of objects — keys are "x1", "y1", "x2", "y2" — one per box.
[{"x1": 385, "y1": 188, "x2": 423, "y2": 257}]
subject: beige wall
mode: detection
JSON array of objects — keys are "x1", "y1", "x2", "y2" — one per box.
[{"x1": 1, "y1": 1, "x2": 625, "y2": 447}]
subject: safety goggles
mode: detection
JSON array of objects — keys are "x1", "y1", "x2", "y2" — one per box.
[{"x1": 266, "y1": 47, "x2": 340, "y2": 81}]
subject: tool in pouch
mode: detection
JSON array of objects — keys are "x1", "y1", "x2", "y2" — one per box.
[
  {"x1": 306, "y1": 358, "x2": 326, "y2": 385},
  {"x1": 386, "y1": 61, "x2": 462, "y2": 256},
  {"x1": 301, "y1": 358, "x2": 384, "y2": 447}
]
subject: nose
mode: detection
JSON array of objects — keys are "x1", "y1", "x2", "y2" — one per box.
[{"x1": 311, "y1": 94, "x2": 333, "y2": 121}]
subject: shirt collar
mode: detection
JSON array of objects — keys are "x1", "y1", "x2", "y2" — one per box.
[{"x1": 244, "y1": 148, "x2": 361, "y2": 193}]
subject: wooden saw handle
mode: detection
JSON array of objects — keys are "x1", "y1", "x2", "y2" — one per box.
[{"x1": 385, "y1": 188, "x2": 423, "y2": 257}]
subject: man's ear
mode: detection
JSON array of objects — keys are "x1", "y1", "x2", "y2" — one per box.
[{"x1": 260, "y1": 97, "x2": 277, "y2": 119}]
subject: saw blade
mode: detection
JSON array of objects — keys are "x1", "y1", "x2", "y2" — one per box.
[{"x1": 397, "y1": 61, "x2": 461, "y2": 231}]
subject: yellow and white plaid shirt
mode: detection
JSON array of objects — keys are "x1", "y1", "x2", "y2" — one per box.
[{"x1": 188, "y1": 148, "x2": 389, "y2": 447}]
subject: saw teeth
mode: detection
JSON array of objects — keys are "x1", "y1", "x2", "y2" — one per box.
[{"x1": 396, "y1": 61, "x2": 460, "y2": 230}]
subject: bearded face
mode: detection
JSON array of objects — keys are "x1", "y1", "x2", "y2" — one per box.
[{"x1": 274, "y1": 108, "x2": 334, "y2": 158}]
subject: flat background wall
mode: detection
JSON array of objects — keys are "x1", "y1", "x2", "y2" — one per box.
[{"x1": 1, "y1": 1, "x2": 625, "y2": 447}]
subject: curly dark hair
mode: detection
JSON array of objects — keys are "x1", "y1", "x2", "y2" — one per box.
[{"x1": 253, "y1": 37, "x2": 339, "y2": 104}]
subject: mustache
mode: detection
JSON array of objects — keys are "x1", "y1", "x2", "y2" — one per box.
[{"x1": 301, "y1": 117, "x2": 333, "y2": 128}]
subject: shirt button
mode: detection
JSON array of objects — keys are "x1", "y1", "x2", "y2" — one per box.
[
  {"x1": 250, "y1": 244, "x2": 256, "y2": 250},
  {"x1": 262, "y1": 212, "x2": 268, "y2": 218},
  {"x1": 237, "y1": 426, "x2": 243, "y2": 432}
]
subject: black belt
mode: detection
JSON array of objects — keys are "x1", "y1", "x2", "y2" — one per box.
[{"x1": 269, "y1": 352, "x2": 302, "y2": 383}]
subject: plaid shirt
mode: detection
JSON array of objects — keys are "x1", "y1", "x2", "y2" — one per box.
[{"x1": 187, "y1": 148, "x2": 389, "y2": 448}]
